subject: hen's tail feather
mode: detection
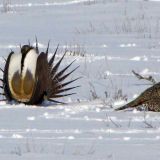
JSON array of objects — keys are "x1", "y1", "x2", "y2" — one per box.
[
  {"x1": 115, "y1": 104, "x2": 130, "y2": 111},
  {"x1": 115, "y1": 97, "x2": 146, "y2": 111}
]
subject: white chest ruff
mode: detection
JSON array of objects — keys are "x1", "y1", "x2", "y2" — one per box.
[
  {"x1": 8, "y1": 50, "x2": 38, "y2": 102},
  {"x1": 22, "y1": 49, "x2": 38, "y2": 79}
]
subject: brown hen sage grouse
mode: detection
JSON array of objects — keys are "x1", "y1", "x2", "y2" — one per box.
[
  {"x1": 1, "y1": 41, "x2": 80, "y2": 105},
  {"x1": 115, "y1": 82, "x2": 160, "y2": 112}
]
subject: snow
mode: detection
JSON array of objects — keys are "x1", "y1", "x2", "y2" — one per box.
[
  {"x1": 0, "y1": 0, "x2": 160, "y2": 159},
  {"x1": 0, "y1": 102, "x2": 159, "y2": 159}
]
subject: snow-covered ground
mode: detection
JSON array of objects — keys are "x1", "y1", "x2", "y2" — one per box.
[{"x1": 0, "y1": 0, "x2": 160, "y2": 159}]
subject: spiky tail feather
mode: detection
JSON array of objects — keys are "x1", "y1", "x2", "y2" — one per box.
[{"x1": 45, "y1": 44, "x2": 80, "y2": 103}]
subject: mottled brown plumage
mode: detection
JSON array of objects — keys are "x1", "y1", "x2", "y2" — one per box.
[{"x1": 115, "y1": 82, "x2": 160, "y2": 112}]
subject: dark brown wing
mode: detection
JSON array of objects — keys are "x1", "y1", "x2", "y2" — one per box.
[{"x1": 28, "y1": 52, "x2": 49, "y2": 105}]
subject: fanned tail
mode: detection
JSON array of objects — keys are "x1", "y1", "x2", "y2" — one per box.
[{"x1": 46, "y1": 45, "x2": 80, "y2": 102}]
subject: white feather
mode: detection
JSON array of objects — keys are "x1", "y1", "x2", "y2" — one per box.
[
  {"x1": 22, "y1": 49, "x2": 38, "y2": 79},
  {"x1": 8, "y1": 53, "x2": 22, "y2": 82}
]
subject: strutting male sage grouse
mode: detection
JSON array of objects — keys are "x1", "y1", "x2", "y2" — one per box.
[
  {"x1": 115, "y1": 82, "x2": 160, "y2": 112},
  {"x1": 0, "y1": 40, "x2": 80, "y2": 105}
]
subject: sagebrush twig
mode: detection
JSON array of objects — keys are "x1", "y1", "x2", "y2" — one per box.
[{"x1": 132, "y1": 70, "x2": 156, "y2": 85}]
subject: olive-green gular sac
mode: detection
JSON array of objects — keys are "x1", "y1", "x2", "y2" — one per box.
[{"x1": 1, "y1": 40, "x2": 80, "y2": 105}]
